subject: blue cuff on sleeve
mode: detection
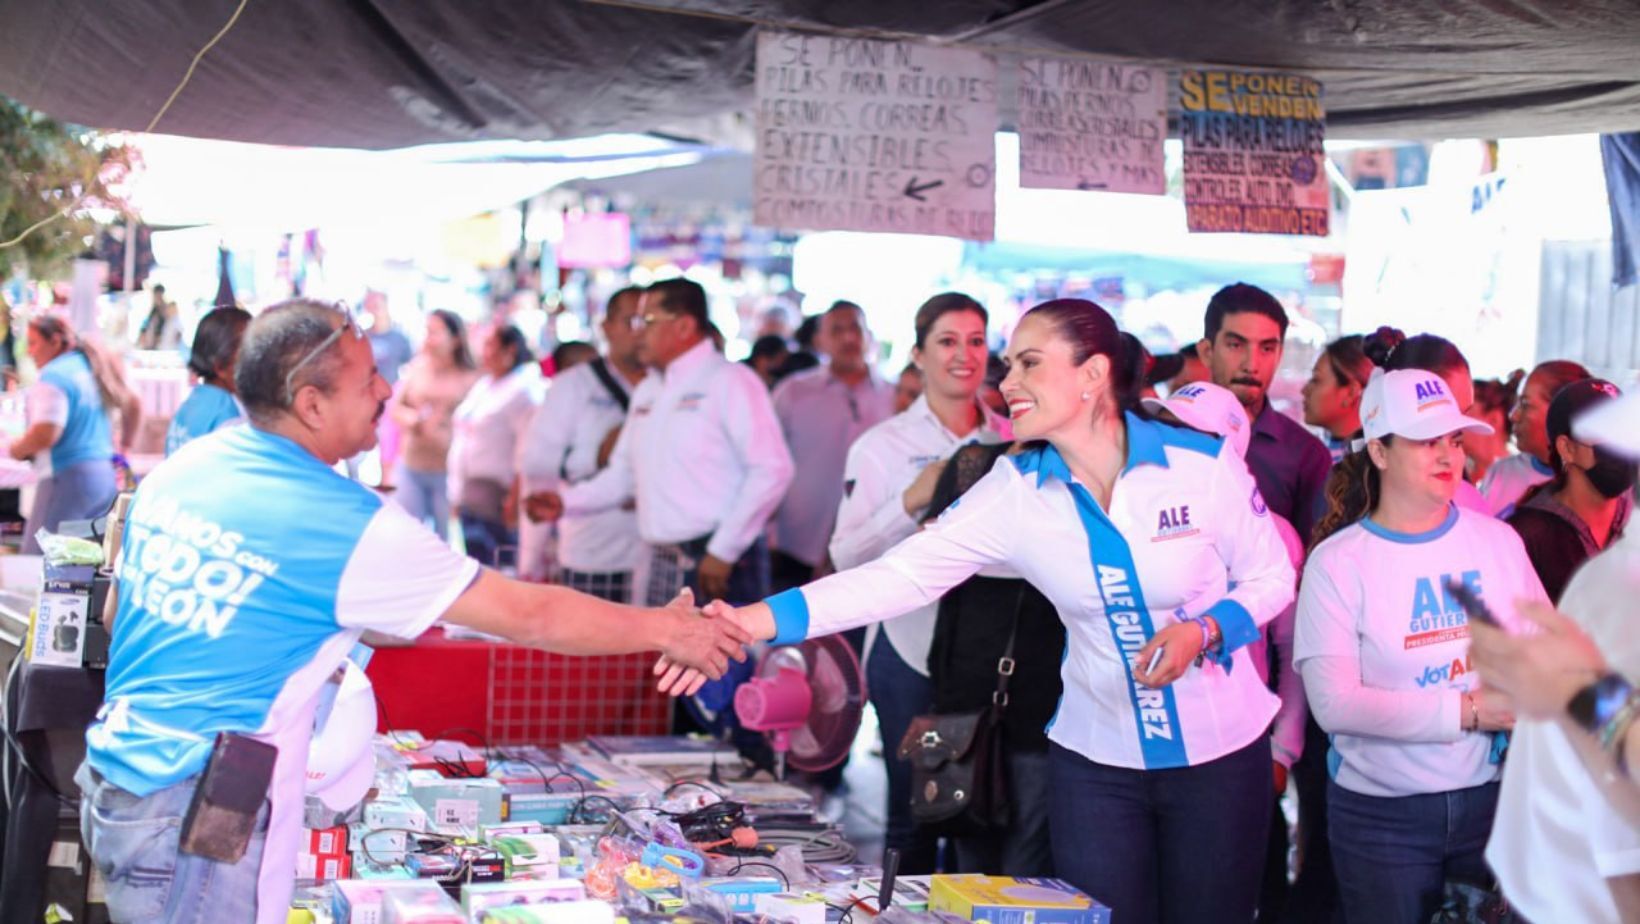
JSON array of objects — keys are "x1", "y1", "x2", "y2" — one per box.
[
  {"x1": 766, "y1": 588, "x2": 811, "y2": 646},
  {"x1": 1204, "y1": 598, "x2": 1260, "y2": 670}
]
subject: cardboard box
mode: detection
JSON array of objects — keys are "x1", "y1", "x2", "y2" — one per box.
[{"x1": 928, "y1": 876, "x2": 1109, "y2": 924}]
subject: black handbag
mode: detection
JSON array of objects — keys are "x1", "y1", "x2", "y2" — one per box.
[{"x1": 896, "y1": 587, "x2": 1025, "y2": 836}]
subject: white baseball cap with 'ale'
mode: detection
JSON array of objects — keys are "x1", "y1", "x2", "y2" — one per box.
[
  {"x1": 1141, "y1": 381, "x2": 1251, "y2": 457},
  {"x1": 1360, "y1": 368, "x2": 1495, "y2": 442}
]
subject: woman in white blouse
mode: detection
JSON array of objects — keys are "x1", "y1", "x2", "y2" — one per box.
[
  {"x1": 449, "y1": 324, "x2": 538, "y2": 567},
  {"x1": 827, "y1": 292, "x2": 1010, "y2": 874}
]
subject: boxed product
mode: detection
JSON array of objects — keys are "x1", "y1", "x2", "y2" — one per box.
[
  {"x1": 928, "y1": 876, "x2": 1109, "y2": 924},
  {"x1": 490, "y1": 833, "x2": 560, "y2": 880},
  {"x1": 28, "y1": 575, "x2": 90, "y2": 667},
  {"x1": 296, "y1": 851, "x2": 351, "y2": 881},
  {"x1": 406, "y1": 771, "x2": 504, "y2": 834},
  {"x1": 352, "y1": 825, "x2": 409, "y2": 866},
  {"x1": 381, "y1": 880, "x2": 465, "y2": 923},
  {"x1": 355, "y1": 862, "x2": 417, "y2": 881},
  {"x1": 460, "y1": 879, "x2": 586, "y2": 917},
  {"x1": 363, "y1": 796, "x2": 429, "y2": 833},
  {"x1": 305, "y1": 825, "x2": 350, "y2": 857},
  {"x1": 337, "y1": 876, "x2": 436, "y2": 924},
  {"x1": 480, "y1": 821, "x2": 545, "y2": 842},
  {"x1": 480, "y1": 898, "x2": 616, "y2": 924},
  {"x1": 502, "y1": 790, "x2": 584, "y2": 826},
  {"x1": 753, "y1": 892, "x2": 828, "y2": 924},
  {"x1": 700, "y1": 876, "x2": 783, "y2": 913}
]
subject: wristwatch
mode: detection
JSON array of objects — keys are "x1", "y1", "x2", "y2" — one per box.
[{"x1": 1567, "y1": 672, "x2": 1635, "y2": 735}]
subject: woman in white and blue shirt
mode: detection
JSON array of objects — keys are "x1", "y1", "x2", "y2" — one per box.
[
  {"x1": 1296, "y1": 368, "x2": 1548, "y2": 924},
  {"x1": 677, "y1": 300, "x2": 1295, "y2": 924},
  {"x1": 165, "y1": 307, "x2": 251, "y2": 456}
]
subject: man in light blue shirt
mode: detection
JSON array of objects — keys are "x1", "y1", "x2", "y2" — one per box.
[{"x1": 79, "y1": 299, "x2": 750, "y2": 923}]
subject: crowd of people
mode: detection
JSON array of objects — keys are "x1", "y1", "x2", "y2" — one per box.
[
  {"x1": 19, "y1": 276, "x2": 1639, "y2": 924},
  {"x1": 631, "y1": 283, "x2": 1640, "y2": 924}
]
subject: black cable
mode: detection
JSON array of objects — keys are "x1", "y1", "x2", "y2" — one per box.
[
  {"x1": 572, "y1": 793, "x2": 625, "y2": 824},
  {"x1": 665, "y1": 779, "x2": 716, "y2": 797},
  {"x1": 435, "y1": 726, "x2": 491, "y2": 752},
  {"x1": 729, "y1": 859, "x2": 791, "y2": 890}
]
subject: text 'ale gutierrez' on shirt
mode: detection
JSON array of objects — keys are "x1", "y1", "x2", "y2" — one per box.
[
  {"x1": 769, "y1": 412, "x2": 1296, "y2": 770},
  {"x1": 563, "y1": 338, "x2": 794, "y2": 564},
  {"x1": 1293, "y1": 504, "x2": 1548, "y2": 799}
]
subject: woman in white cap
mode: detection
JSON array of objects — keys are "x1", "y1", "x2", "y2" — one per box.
[
  {"x1": 1296, "y1": 368, "x2": 1549, "y2": 924},
  {"x1": 674, "y1": 300, "x2": 1296, "y2": 924}
]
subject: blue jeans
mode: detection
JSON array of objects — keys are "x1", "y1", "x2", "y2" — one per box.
[
  {"x1": 1048, "y1": 738, "x2": 1272, "y2": 924},
  {"x1": 75, "y1": 762, "x2": 268, "y2": 923},
  {"x1": 394, "y1": 464, "x2": 450, "y2": 540},
  {"x1": 1328, "y1": 779, "x2": 1500, "y2": 924},
  {"x1": 866, "y1": 634, "x2": 939, "y2": 874}
]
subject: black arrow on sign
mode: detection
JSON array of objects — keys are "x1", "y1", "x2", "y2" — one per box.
[
  {"x1": 903, "y1": 177, "x2": 944, "y2": 201},
  {"x1": 1077, "y1": 179, "x2": 1109, "y2": 191}
]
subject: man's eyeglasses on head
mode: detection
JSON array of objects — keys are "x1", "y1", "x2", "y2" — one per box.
[{"x1": 284, "y1": 307, "x2": 364, "y2": 404}]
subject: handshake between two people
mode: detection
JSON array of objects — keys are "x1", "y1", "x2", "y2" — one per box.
[{"x1": 650, "y1": 592, "x2": 778, "y2": 698}]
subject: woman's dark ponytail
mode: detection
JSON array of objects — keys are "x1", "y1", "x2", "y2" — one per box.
[
  {"x1": 1311, "y1": 443, "x2": 1388, "y2": 549},
  {"x1": 1362, "y1": 326, "x2": 1405, "y2": 369}
]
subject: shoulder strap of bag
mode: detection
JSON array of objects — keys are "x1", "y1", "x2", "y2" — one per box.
[
  {"x1": 588, "y1": 357, "x2": 631, "y2": 413},
  {"x1": 993, "y1": 585, "x2": 1029, "y2": 709}
]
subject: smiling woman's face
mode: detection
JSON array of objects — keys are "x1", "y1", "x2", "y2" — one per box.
[
  {"x1": 912, "y1": 309, "x2": 987, "y2": 403},
  {"x1": 1000, "y1": 314, "x2": 1105, "y2": 441}
]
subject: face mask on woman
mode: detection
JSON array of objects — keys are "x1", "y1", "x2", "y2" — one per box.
[{"x1": 1583, "y1": 446, "x2": 1638, "y2": 499}]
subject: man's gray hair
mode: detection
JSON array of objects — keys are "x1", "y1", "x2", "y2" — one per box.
[{"x1": 234, "y1": 299, "x2": 352, "y2": 425}]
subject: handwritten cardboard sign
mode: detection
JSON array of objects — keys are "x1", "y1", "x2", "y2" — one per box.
[
  {"x1": 1179, "y1": 69, "x2": 1330, "y2": 236},
  {"x1": 1016, "y1": 58, "x2": 1165, "y2": 194},
  {"x1": 754, "y1": 31, "x2": 998, "y2": 241}
]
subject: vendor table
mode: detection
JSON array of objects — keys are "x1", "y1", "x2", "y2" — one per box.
[{"x1": 365, "y1": 627, "x2": 670, "y2": 746}]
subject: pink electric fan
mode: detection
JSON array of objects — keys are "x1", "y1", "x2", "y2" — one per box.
[{"x1": 732, "y1": 635, "x2": 866, "y2": 779}]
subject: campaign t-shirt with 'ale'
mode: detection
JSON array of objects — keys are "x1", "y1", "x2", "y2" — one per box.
[{"x1": 1295, "y1": 505, "x2": 1548, "y2": 798}]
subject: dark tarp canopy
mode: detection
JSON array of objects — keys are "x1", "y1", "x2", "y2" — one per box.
[{"x1": 2, "y1": 0, "x2": 1639, "y2": 149}]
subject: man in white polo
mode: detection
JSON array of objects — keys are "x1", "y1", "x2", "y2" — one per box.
[
  {"x1": 529, "y1": 278, "x2": 794, "y2": 607},
  {"x1": 518, "y1": 286, "x2": 649, "y2": 598}
]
